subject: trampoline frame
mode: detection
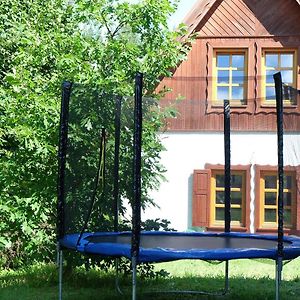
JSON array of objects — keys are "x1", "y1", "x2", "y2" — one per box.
[{"x1": 56, "y1": 72, "x2": 297, "y2": 300}]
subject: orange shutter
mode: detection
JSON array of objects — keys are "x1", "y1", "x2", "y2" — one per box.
[{"x1": 192, "y1": 170, "x2": 211, "y2": 227}]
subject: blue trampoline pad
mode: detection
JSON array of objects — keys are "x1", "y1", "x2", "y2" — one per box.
[{"x1": 60, "y1": 231, "x2": 300, "y2": 263}]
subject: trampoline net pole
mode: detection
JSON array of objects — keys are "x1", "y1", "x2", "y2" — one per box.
[
  {"x1": 57, "y1": 81, "x2": 72, "y2": 242},
  {"x1": 131, "y1": 72, "x2": 143, "y2": 258},
  {"x1": 113, "y1": 96, "x2": 122, "y2": 232},
  {"x1": 224, "y1": 100, "x2": 231, "y2": 233},
  {"x1": 274, "y1": 71, "x2": 284, "y2": 300},
  {"x1": 274, "y1": 72, "x2": 284, "y2": 257},
  {"x1": 131, "y1": 72, "x2": 143, "y2": 299}
]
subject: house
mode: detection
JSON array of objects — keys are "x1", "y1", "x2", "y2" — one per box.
[{"x1": 142, "y1": 0, "x2": 300, "y2": 236}]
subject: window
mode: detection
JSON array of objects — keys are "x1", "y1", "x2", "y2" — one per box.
[
  {"x1": 193, "y1": 165, "x2": 299, "y2": 234},
  {"x1": 213, "y1": 50, "x2": 247, "y2": 105},
  {"x1": 210, "y1": 170, "x2": 246, "y2": 227},
  {"x1": 259, "y1": 171, "x2": 296, "y2": 229},
  {"x1": 262, "y1": 50, "x2": 297, "y2": 104},
  {"x1": 193, "y1": 166, "x2": 250, "y2": 231}
]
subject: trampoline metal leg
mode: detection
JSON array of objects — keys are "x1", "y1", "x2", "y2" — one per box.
[
  {"x1": 58, "y1": 250, "x2": 63, "y2": 300},
  {"x1": 276, "y1": 257, "x2": 283, "y2": 300},
  {"x1": 115, "y1": 258, "x2": 123, "y2": 295},
  {"x1": 132, "y1": 256, "x2": 137, "y2": 300},
  {"x1": 224, "y1": 260, "x2": 229, "y2": 294}
]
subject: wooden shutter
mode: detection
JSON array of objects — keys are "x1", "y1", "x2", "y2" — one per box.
[{"x1": 192, "y1": 169, "x2": 211, "y2": 227}]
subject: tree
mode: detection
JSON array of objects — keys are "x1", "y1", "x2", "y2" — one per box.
[{"x1": 0, "y1": 0, "x2": 189, "y2": 267}]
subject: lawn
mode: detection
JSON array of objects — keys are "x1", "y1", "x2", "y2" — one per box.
[{"x1": 1, "y1": 258, "x2": 300, "y2": 300}]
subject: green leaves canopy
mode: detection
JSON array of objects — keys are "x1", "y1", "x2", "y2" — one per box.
[{"x1": 0, "y1": 0, "x2": 189, "y2": 267}]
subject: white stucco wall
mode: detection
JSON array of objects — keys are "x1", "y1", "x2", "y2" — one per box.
[{"x1": 142, "y1": 132, "x2": 300, "y2": 231}]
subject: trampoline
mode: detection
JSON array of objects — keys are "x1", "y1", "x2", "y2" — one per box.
[
  {"x1": 60, "y1": 231, "x2": 300, "y2": 262},
  {"x1": 57, "y1": 72, "x2": 300, "y2": 300}
]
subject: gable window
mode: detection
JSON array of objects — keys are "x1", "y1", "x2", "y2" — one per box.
[
  {"x1": 213, "y1": 50, "x2": 247, "y2": 105},
  {"x1": 211, "y1": 170, "x2": 246, "y2": 227},
  {"x1": 258, "y1": 171, "x2": 296, "y2": 229},
  {"x1": 262, "y1": 50, "x2": 297, "y2": 105}
]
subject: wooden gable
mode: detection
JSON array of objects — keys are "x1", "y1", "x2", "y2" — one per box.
[
  {"x1": 195, "y1": 0, "x2": 300, "y2": 37},
  {"x1": 184, "y1": 0, "x2": 300, "y2": 37}
]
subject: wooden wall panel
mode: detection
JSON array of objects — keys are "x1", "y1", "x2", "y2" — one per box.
[
  {"x1": 198, "y1": 0, "x2": 256, "y2": 37},
  {"x1": 158, "y1": 36, "x2": 300, "y2": 132},
  {"x1": 158, "y1": 0, "x2": 300, "y2": 132},
  {"x1": 196, "y1": 0, "x2": 300, "y2": 37},
  {"x1": 250, "y1": 0, "x2": 300, "y2": 36}
]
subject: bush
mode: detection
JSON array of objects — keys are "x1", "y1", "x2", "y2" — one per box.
[{"x1": 0, "y1": 0, "x2": 190, "y2": 269}]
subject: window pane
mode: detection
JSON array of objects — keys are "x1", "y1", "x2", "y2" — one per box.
[
  {"x1": 231, "y1": 175, "x2": 242, "y2": 188},
  {"x1": 264, "y1": 209, "x2": 276, "y2": 222},
  {"x1": 265, "y1": 176, "x2": 277, "y2": 188},
  {"x1": 217, "y1": 87, "x2": 229, "y2": 101},
  {"x1": 283, "y1": 192, "x2": 291, "y2": 206},
  {"x1": 231, "y1": 191, "x2": 242, "y2": 204},
  {"x1": 216, "y1": 174, "x2": 224, "y2": 187},
  {"x1": 231, "y1": 208, "x2": 242, "y2": 222},
  {"x1": 216, "y1": 191, "x2": 225, "y2": 204},
  {"x1": 232, "y1": 87, "x2": 244, "y2": 100},
  {"x1": 283, "y1": 175, "x2": 292, "y2": 189},
  {"x1": 266, "y1": 70, "x2": 276, "y2": 84},
  {"x1": 265, "y1": 192, "x2": 277, "y2": 205},
  {"x1": 265, "y1": 86, "x2": 275, "y2": 101},
  {"x1": 216, "y1": 208, "x2": 225, "y2": 221},
  {"x1": 280, "y1": 54, "x2": 293, "y2": 68},
  {"x1": 217, "y1": 55, "x2": 230, "y2": 67},
  {"x1": 266, "y1": 54, "x2": 278, "y2": 68},
  {"x1": 232, "y1": 55, "x2": 244, "y2": 68},
  {"x1": 284, "y1": 210, "x2": 291, "y2": 225},
  {"x1": 218, "y1": 70, "x2": 230, "y2": 84},
  {"x1": 281, "y1": 70, "x2": 293, "y2": 84},
  {"x1": 232, "y1": 70, "x2": 244, "y2": 84}
]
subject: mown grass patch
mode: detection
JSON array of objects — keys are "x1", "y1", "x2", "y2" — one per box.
[{"x1": 1, "y1": 258, "x2": 300, "y2": 299}]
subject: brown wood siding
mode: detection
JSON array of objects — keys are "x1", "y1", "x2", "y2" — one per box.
[
  {"x1": 159, "y1": 0, "x2": 300, "y2": 132},
  {"x1": 197, "y1": 0, "x2": 256, "y2": 37},
  {"x1": 196, "y1": 0, "x2": 300, "y2": 37}
]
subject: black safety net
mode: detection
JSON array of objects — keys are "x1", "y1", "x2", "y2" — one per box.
[
  {"x1": 57, "y1": 70, "x2": 299, "y2": 245},
  {"x1": 57, "y1": 79, "x2": 159, "y2": 244},
  {"x1": 58, "y1": 83, "x2": 137, "y2": 239}
]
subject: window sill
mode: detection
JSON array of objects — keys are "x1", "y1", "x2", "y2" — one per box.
[
  {"x1": 255, "y1": 96, "x2": 300, "y2": 114},
  {"x1": 255, "y1": 227, "x2": 293, "y2": 234},
  {"x1": 207, "y1": 226, "x2": 248, "y2": 232},
  {"x1": 206, "y1": 103, "x2": 253, "y2": 114},
  {"x1": 260, "y1": 104, "x2": 297, "y2": 108}
]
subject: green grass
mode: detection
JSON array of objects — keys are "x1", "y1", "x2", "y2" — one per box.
[{"x1": 1, "y1": 258, "x2": 300, "y2": 300}]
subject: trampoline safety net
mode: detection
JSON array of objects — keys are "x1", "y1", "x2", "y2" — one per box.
[
  {"x1": 58, "y1": 83, "x2": 135, "y2": 238},
  {"x1": 57, "y1": 81, "x2": 158, "y2": 241}
]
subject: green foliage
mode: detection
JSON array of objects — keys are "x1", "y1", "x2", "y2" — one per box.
[{"x1": 0, "y1": 0, "x2": 190, "y2": 268}]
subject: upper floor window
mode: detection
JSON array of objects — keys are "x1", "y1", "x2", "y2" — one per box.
[
  {"x1": 262, "y1": 50, "x2": 297, "y2": 105},
  {"x1": 213, "y1": 50, "x2": 247, "y2": 105}
]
